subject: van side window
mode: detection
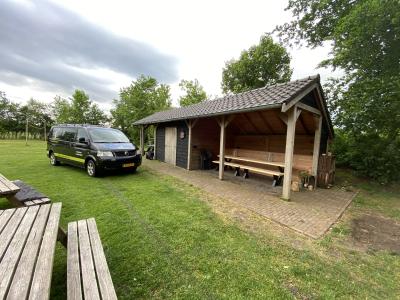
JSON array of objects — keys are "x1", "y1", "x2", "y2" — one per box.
[
  {"x1": 53, "y1": 128, "x2": 63, "y2": 139},
  {"x1": 76, "y1": 128, "x2": 88, "y2": 142},
  {"x1": 63, "y1": 128, "x2": 77, "y2": 142}
]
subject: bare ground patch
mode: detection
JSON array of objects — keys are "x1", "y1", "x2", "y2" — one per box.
[{"x1": 351, "y1": 214, "x2": 400, "y2": 254}]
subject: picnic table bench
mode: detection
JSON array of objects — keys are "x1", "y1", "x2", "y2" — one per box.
[
  {"x1": 214, "y1": 154, "x2": 285, "y2": 186},
  {"x1": 0, "y1": 203, "x2": 61, "y2": 299},
  {"x1": 0, "y1": 174, "x2": 20, "y2": 197},
  {"x1": 68, "y1": 218, "x2": 117, "y2": 300}
]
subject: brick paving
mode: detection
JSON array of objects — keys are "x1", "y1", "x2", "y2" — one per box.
[{"x1": 144, "y1": 160, "x2": 357, "y2": 239}]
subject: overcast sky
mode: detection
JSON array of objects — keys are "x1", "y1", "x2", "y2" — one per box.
[{"x1": 0, "y1": 0, "x2": 340, "y2": 110}]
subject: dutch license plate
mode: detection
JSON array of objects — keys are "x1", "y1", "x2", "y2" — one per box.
[{"x1": 123, "y1": 163, "x2": 135, "y2": 168}]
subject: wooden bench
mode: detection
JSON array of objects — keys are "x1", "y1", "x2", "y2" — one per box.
[
  {"x1": 11, "y1": 179, "x2": 51, "y2": 207},
  {"x1": 23, "y1": 197, "x2": 52, "y2": 206},
  {"x1": 224, "y1": 148, "x2": 313, "y2": 182},
  {"x1": 0, "y1": 173, "x2": 20, "y2": 196},
  {"x1": 213, "y1": 160, "x2": 284, "y2": 186},
  {"x1": 68, "y1": 218, "x2": 117, "y2": 300}
]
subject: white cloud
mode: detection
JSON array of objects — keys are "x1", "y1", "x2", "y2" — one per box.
[{"x1": 1, "y1": 0, "x2": 341, "y2": 110}]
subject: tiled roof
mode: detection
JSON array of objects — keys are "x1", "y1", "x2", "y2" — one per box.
[{"x1": 134, "y1": 75, "x2": 320, "y2": 125}]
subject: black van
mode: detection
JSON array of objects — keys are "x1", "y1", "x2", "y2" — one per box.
[{"x1": 47, "y1": 124, "x2": 141, "y2": 176}]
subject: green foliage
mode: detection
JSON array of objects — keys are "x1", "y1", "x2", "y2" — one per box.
[
  {"x1": 277, "y1": 0, "x2": 400, "y2": 182},
  {"x1": 333, "y1": 130, "x2": 400, "y2": 183},
  {"x1": 178, "y1": 79, "x2": 207, "y2": 107},
  {"x1": 0, "y1": 92, "x2": 22, "y2": 133},
  {"x1": 221, "y1": 34, "x2": 292, "y2": 94},
  {"x1": 52, "y1": 90, "x2": 109, "y2": 125},
  {"x1": 111, "y1": 75, "x2": 171, "y2": 142},
  {"x1": 0, "y1": 92, "x2": 53, "y2": 138}
]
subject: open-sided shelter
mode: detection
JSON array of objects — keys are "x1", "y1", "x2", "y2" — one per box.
[{"x1": 134, "y1": 75, "x2": 334, "y2": 200}]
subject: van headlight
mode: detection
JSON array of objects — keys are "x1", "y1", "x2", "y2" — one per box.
[{"x1": 97, "y1": 151, "x2": 114, "y2": 158}]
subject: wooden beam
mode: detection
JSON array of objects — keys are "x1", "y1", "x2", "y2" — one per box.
[
  {"x1": 282, "y1": 107, "x2": 297, "y2": 200},
  {"x1": 311, "y1": 116, "x2": 322, "y2": 177},
  {"x1": 257, "y1": 111, "x2": 274, "y2": 134},
  {"x1": 218, "y1": 116, "x2": 226, "y2": 180},
  {"x1": 299, "y1": 113, "x2": 311, "y2": 135},
  {"x1": 281, "y1": 83, "x2": 318, "y2": 112},
  {"x1": 279, "y1": 113, "x2": 288, "y2": 125},
  {"x1": 296, "y1": 102, "x2": 321, "y2": 116},
  {"x1": 242, "y1": 113, "x2": 261, "y2": 133},
  {"x1": 296, "y1": 108, "x2": 302, "y2": 120},
  {"x1": 225, "y1": 115, "x2": 235, "y2": 127}
]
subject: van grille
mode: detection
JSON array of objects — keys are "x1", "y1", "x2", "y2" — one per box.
[{"x1": 114, "y1": 150, "x2": 135, "y2": 157}]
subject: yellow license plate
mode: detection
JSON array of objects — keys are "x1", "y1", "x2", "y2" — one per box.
[{"x1": 123, "y1": 163, "x2": 135, "y2": 168}]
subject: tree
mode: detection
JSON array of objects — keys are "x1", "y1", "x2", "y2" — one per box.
[
  {"x1": 0, "y1": 92, "x2": 21, "y2": 134},
  {"x1": 276, "y1": 0, "x2": 400, "y2": 182},
  {"x1": 0, "y1": 93, "x2": 54, "y2": 139},
  {"x1": 111, "y1": 75, "x2": 171, "y2": 143},
  {"x1": 221, "y1": 34, "x2": 292, "y2": 94},
  {"x1": 52, "y1": 90, "x2": 109, "y2": 125},
  {"x1": 52, "y1": 96, "x2": 71, "y2": 124},
  {"x1": 20, "y1": 99, "x2": 54, "y2": 137},
  {"x1": 178, "y1": 79, "x2": 208, "y2": 107}
]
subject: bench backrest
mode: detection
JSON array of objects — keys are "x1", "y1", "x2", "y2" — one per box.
[{"x1": 226, "y1": 148, "x2": 312, "y2": 172}]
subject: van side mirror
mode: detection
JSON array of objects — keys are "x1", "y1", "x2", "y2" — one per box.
[{"x1": 78, "y1": 137, "x2": 87, "y2": 143}]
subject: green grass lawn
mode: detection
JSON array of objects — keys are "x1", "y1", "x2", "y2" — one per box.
[{"x1": 0, "y1": 140, "x2": 399, "y2": 299}]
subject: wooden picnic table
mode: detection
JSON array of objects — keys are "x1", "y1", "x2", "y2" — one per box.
[
  {"x1": 0, "y1": 174, "x2": 20, "y2": 197},
  {"x1": 0, "y1": 203, "x2": 62, "y2": 299}
]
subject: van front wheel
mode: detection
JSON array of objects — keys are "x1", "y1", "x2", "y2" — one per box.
[
  {"x1": 50, "y1": 152, "x2": 60, "y2": 166},
  {"x1": 86, "y1": 160, "x2": 97, "y2": 177}
]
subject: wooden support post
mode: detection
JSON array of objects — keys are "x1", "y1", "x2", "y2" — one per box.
[
  {"x1": 282, "y1": 107, "x2": 297, "y2": 200},
  {"x1": 312, "y1": 116, "x2": 322, "y2": 177},
  {"x1": 218, "y1": 116, "x2": 226, "y2": 180},
  {"x1": 57, "y1": 227, "x2": 67, "y2": 248},
  {"x1": 139, "y1": 125, "x2": 145, "y2": 155},
  {"x1": 185, "y1": 119, "x2": 198, "y2": 170}
]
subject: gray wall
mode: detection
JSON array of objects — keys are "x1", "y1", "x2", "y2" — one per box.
[{"x1": 156, "y1": 126, "x2": 165, "y2": 162}]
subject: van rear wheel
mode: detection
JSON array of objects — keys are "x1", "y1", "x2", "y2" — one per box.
[
  {"x1": 86, "y1": 159, "x2": 97, "y2": 177},
  {"x1": 50, "y1": 152, "x2": 60, "y2": 166}
]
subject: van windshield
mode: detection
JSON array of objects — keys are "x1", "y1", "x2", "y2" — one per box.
[{"x1": 88, "y1": 128, "x2": 130, "y2": 143}]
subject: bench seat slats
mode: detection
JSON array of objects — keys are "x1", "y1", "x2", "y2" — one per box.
[
  {"x1": 0, "y1": 208, "x2": 16, "y2": 234},
  {"x1": 220, "y1": 154, "x2": 285, "y2": 168},
  {"x1": 0, "y1": 207, "x2": 28, "y2": 259},
  {"x1": 67, "y1": 222, "x2": 83, "y2": 300},
  {"x1": 87, "y1": 218, "x2": 118, "y2": 300},
  {"x1": 0, "y1": 174, "x2": 20, "y2": 195},
  {"x1": 213, "y1": 161, "x2": 284, "y2": 177},
  {"x1": 7, "y1": 205, "x2": 51, "y2": 299},
  {"x1": 78, "y1": 219, "x2": 101, "y2": 300},
  {"x1": 68, "y1": 219, "x2": 117, "y2": 300},
  {"x1": 29, "y1": 203, "x2": 62, "y2": 299},
  {"x1": 0, "y1": 206, "x2": 39, "y2": 299}
]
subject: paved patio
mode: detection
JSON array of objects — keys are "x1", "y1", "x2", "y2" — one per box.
[{"x1": 143, "y1": 160, "x2": 357, "y2": 239}]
